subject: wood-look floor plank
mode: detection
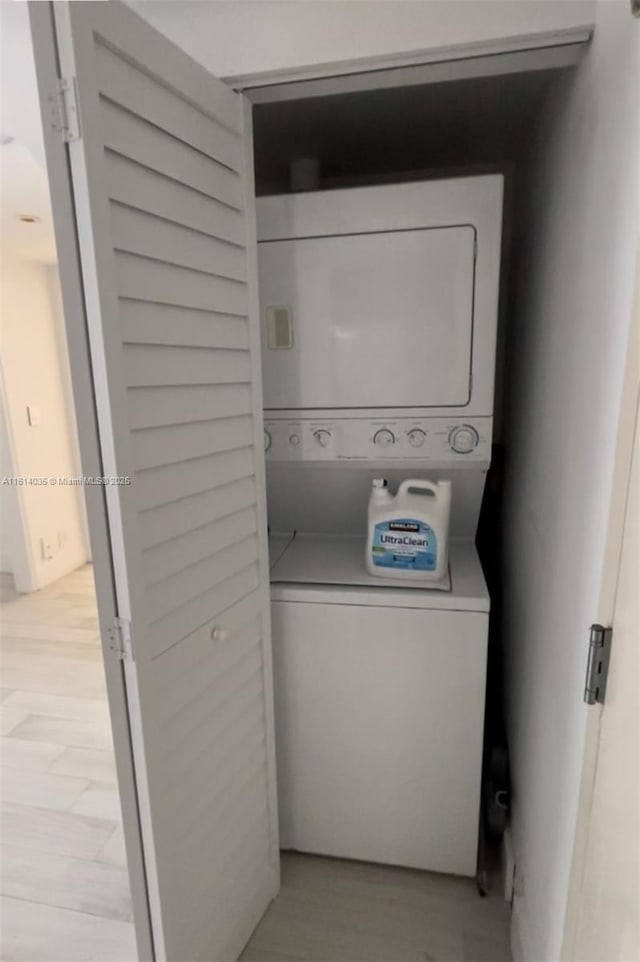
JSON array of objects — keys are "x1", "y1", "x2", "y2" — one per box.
[
  {"x1": 0, "y1": 566, "x2": 135, "y2": 959},
  {"x1": 0, "y1": 708, "x2": 29, "y2": 736},
  {"x1": 1, "y1": 767, "x2": 88, "y2": 812},
  {"x1": 2, "y1": 691, "x2": 110, "y2": 725},
  {"x1": 0, "y1": 621, "x2": 100, "y2": 645},
  {"x1": 1, "y1": 663, "x2": 107, "y2": 700},
  {"x1": 1, "y1": 895, "x2": 136, "y2": 962},
  {"x1": 2, "y1": 636, "x2": 101, "y2": 663},
  {"x1": 0, "y1": 844, "x2": 133, "y2": 923},
  {"x1": 240, "y1": 853, "x2": 511, "y2": 962},
  {"x1": 71, "y1": 782, "x2": 123, "y2": 821},
  {"x1": 96, "y1": 826, "x2": 128, "y2": 867},
  {"x1": 0, "y1": 736, "x2": 66, "y2": 772},
  {"x1": 9, "y1": 714, "x2": 114, "y2": 752},
  {"x1": 1, "y1": 803, "x2": 117, "y2": 860},
  {"x1": 49, "y1": 747, "x2": 118, "y2": 785}
]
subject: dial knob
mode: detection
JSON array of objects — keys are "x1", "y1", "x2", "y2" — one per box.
[
  {"x1": 449, "y1": 425, "x2": 479, "y2": 454},
  {"x1": 313, "y1": 429, "x2": 332, "y2": 448},
  {"x1": 263, "y1": 430, "x2": 271, "y2": 452},
  {"x1": 289, "y1": 433, "x2": 300, "y2": 446},
  {"x1": 373, "y1": 428, "x2": 396, "y2": 448},
  {"x1": 407, "y1": 428, "x2": 427, "y2": 448}
]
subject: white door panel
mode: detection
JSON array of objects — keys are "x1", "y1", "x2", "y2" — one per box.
[{"x1": 43, "y1": 2, "x2": 279, "y2": 958}]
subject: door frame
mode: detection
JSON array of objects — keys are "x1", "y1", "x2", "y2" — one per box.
[
  {"x1": 28, "y1": 4, "x2": 154, "y2": 957},
  {"x1": 224, "y1": 25, "x2": 592, "y2": 101},
  {"x1": 560, "y1": 247, "x2": 640, "y2": 960}
]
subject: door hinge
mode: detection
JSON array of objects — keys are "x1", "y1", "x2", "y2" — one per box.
[
  {"x1": 584, "y1": 624, "x2": 612, "y2": 705},
  {"x1": 49, "y1": 77, "x2": 81, "y2": 143},
  {"x1": 108, "y1": 616, "x2": 134, "y2": 662}
]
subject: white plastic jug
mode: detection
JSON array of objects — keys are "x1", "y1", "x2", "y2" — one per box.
[{"x1": 366, "y1": 478, "x2": 452, "y2": 583}]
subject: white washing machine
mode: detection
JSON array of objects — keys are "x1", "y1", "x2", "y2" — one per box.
[
  {"x1": 269, "y1": 535, "x2": 488, "y2": 877},
  {"x1": 258, "y1": 175, "x2": 503, "y2": 876}
]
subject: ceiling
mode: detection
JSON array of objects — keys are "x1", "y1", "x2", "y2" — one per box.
[
  {"x1": 126, "y1": 0, "x2": 595, "y2": 81},
  {"x1": 0, "y1": 3, "x2": 56, "y2": 264}
]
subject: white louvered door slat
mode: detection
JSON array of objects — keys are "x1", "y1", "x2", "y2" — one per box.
[{"x1": 49, "y1": 3, "x2": 279, "y2": 960}]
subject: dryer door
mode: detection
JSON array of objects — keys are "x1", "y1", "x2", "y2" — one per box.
[{"x1": 259, "y1": 224, "x2": 475, "y2": 410}]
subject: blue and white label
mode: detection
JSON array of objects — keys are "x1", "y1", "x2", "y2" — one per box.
[{"x1": 371, "y1": 518, "x2": 437, "y2": 571}]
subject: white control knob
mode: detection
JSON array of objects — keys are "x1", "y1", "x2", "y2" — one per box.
[
  {"x1": 449, "y1": 425, "x2": 479, "y2": 454},
  {"x1": 263, "y1": 430, "x2": 271, "y2": 452},
  {"x1": 313, "y1": 429, "x2": 332, "y2": 448},
  {"x1": 407, "y1": 428, "x2": 427, "y2": 448},
  {"x1": 373, "y1": 428, "x2": 396, "y2": 448},
  {"x1": 289, "y1": 433, "x2": 300, "y2": 446}
]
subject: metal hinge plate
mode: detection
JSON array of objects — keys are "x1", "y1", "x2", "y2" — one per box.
[
  {"x1": 49, "y1": 76, "x2": 81, "y2": 143},
  {"x1": 584, "y1": 624, "x2": 612, "y2": 705},
  {"x1": 108, "y1": 617, "x2": 134, "y2": 662}
]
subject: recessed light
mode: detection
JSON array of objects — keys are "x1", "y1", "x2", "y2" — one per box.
[{"x1": 18, "y1": 214, "x2": 41, "y2": 224}]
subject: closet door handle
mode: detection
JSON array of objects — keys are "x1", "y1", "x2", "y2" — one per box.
[{"x1": 211, "y1": 626, "x2": 230, "y2": 643}]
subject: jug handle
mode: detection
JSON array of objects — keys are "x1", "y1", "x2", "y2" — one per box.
[{"x1": 397, "y1": 479, "x2": 440, "y2": 498}]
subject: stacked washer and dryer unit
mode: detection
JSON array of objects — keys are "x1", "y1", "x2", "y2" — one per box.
[{"x1": 257, "y1": 176, "x2": 503, "y2": 877}]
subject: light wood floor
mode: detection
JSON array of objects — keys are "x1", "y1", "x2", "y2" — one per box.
[
  {"x1": 0, "y1": 566, "x2": 136, "y2": 961},
  {"x1": 1, "y1": 566, "x2": 511, "y2": 962},
  {"x1": 241, "y1": 853, "x2": 511, "y2": 962}
]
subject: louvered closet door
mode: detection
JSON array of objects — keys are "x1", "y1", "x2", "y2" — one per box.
[{"x1": 51, "y1": 3, "x2": 279, "y2": 959}]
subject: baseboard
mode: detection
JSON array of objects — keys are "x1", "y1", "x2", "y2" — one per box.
[{"x1": 0, "y1": 571, "x2": 16, "y2": 595}]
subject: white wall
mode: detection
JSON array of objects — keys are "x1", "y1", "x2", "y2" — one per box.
[
  {"x1": 502, "y1": 5, "x2": 639, "y2": 960},
  {"x1": 128, "y1": 0, "x2": 595, "y2": 79},
  {"x1": 0, "y1": 385, "x2": 25, "y2": 579},
  {"x1": 0, "y1": 256, "x2": 89, "y2": 590},
  {"x1": 0, "y1": 394, "x2": 13, "y2": 572}
]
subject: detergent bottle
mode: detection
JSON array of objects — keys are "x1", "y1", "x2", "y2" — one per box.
[{"x1": 366, "y1": 478, "x2": 452, "y2": 583}]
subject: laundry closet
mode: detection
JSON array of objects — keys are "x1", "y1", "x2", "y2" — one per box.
[
  {"x1": 246, "y1": 61, "x2": 570, "y2": 881},
  {"x1": 34, "y1": 3, "x2": 637, "y2": 960}
]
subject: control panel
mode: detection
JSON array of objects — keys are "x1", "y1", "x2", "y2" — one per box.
[{"x1": 263, "y1": 417, "x2": 492, "y2": 463}]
